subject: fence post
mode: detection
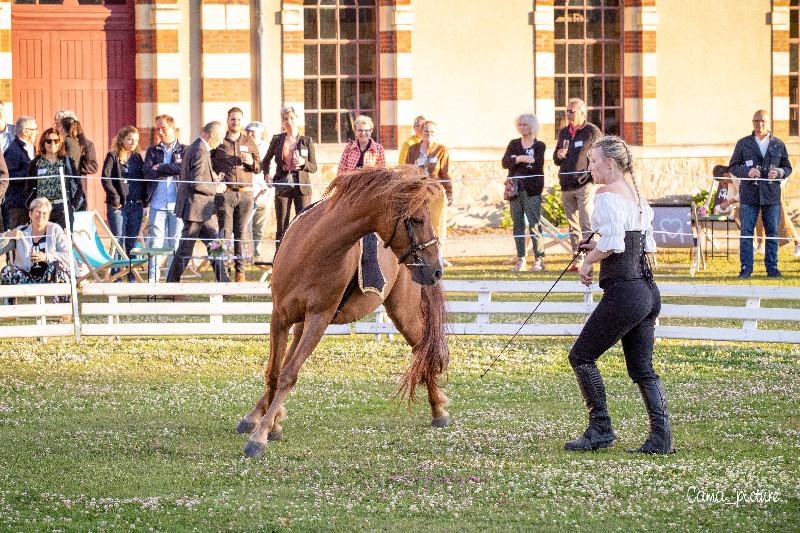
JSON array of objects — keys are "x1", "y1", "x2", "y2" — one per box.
[
  {"x1": 583, "y1": 286, "x2": 594, "y2": 323},
  {"x1": 210, "y1": 293, "x2": 223, "y2": 325},
  {"x1": 743, "y1": 297, "x2": 760, "y2": 334},
  {"x1": 59, "y1": 167, "x2": 81, "y2": 341},
  {"x1": 476, "y1": 290, "x2": 491, "y2": 325},
  {"x1": 36, "y1": 295, "x2": 48, "y2": 344}
]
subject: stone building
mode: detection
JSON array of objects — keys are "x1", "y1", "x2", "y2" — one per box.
[{"x1": 1, "y1": 0, "x2": 797, "y2": 219}]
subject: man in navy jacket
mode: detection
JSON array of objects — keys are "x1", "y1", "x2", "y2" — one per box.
[
  {"x1": 728, "y1": 109, "x2": 792, "y2": 278},
  {"x1": 2, "y1": 116, "x2": 37, "y2": 230}
]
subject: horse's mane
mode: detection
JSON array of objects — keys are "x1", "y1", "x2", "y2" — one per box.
[{"x1": 324, "y1": 166, "x2": 442, "y2": 219}]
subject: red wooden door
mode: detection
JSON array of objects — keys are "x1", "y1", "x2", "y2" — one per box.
[{"x1": 11, "y1": 0, "x2": 136, "y2": 211}]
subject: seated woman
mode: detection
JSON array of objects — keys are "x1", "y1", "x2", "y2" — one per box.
[{"x1": 0, "y1": 198, "x2": 71, "y2": 302}]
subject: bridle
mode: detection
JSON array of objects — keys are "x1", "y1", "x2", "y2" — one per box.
[{"x1": 383, "y1": 216, "x2": 439, "y2": 267}]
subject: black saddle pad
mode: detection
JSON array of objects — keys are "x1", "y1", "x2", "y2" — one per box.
[{"x1": 358, "y1": 233, "x2": 386, "y2": 297}]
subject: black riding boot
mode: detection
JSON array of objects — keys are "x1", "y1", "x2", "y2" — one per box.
[
  {"x1": 565, "y1": 363, "x2": 616, "y2": 451},
  {"x1": 627, "y1": 378, "x2": 675, "y2": 454}
]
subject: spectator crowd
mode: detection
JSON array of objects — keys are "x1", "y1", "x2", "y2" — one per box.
[{"x1": 0, "y1": 98, "x2": 798, "y2": 293}]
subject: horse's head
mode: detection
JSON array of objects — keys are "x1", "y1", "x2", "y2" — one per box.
[
  {"x1": 324, "y1": 166, "x2": 445, "y2": 285},
  {"x1": 383, "y1": 182, "x2": 444, "y2": 286}
]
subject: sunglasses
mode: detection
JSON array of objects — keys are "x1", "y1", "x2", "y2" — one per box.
[{"x1": 44, "y1": 138, "x2": 60, "y2": 144}]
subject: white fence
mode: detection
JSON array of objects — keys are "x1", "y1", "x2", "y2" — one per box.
[{"x1": 2, "y1": 280, "x2": 800, "y2": 343}]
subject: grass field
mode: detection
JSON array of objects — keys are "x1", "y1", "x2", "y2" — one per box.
[{"x1": 1, "y1": 333, "x2": 798, "y2": 531}]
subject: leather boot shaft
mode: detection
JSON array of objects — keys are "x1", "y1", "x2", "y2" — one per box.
[
  {"x1": 628, "y1": 378, "x2": 675, "y2": 454},
  {"x1": 565, "y1": 363, "x2": 616, "y2": 451}
]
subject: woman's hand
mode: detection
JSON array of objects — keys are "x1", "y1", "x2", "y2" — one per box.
[
  {"x1": 4, "y1": 229, "x2": 23, "y2": 240},
  {"x1": 516, "y1": 155, "x2": 534, "y2": 164},
  {"x1": 30, "y1": 250, "x2": 47, "y2": 263},
  {"x1": 579, "y1": 240, "x2": 596, "y2": 252},
  {"x1": 579, "y1": 261, "x2": 593, "y2": 287}
]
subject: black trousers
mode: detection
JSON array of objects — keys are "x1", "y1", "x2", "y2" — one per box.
[
  {"x1": 166, "y1": 219, "x2": 228, "y2": 282},
  {"x1": 274, "y1": 191, "x2": 311, "y2": 248},
  {"x1": 219, "y1": 190, "x2": 253, "y2": 274},
  {"x1": 569, "y1": 278, "x2": 661, "y2": 383}
]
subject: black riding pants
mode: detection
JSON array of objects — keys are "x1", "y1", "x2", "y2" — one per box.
[{"x1": 568, "y1": 278, "x2": 661, "y2": 383}]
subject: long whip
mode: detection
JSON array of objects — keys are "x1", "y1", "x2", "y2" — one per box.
[{"x1": 480, "y1": 231, "x2": 597, "y2": 378}]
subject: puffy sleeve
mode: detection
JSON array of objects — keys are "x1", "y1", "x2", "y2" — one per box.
[
  {"x1": 592, "y1": 194, "x2": 626, "y2": 253},
  {"x1": 643, "y1": 202, "x2": 657, "y2": 253}
]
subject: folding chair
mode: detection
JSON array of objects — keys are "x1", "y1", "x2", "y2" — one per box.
[{"x1": 71, "y1": 210, "x2": 146, "y2": 283}]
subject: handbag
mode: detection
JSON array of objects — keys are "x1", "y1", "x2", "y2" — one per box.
[{"x1": 503, "y1": 178, "x2": 518, "y2": 201}]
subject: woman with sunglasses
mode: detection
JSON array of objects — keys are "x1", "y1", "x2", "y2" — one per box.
[{"x1": 25, "y1": 128, "x2": 80, "y2": 229}]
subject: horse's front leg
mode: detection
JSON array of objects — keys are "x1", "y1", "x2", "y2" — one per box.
[
  {"x1": 244, "y1": 312, "x2": 332, "y2": 458},
  {"x1": 236, "y1": 318, "x2": 298, "y2": 435}
]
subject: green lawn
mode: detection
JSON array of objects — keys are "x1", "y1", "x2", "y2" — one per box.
[{"x1": 0, "y1": 335, "x2": 797, "y2": 531}]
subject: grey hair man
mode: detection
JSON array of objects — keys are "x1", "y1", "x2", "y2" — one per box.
[
  {"x1": 166, "y1": 121, "x2": 229, "y2": 283},
  {"x1": 554, "y1": 97, "x2": 601, "y2": 271}
]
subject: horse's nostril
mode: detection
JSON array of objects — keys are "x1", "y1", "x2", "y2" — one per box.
[{"x1": 434, "y1": 270, "x2": 442, "y2": 280}]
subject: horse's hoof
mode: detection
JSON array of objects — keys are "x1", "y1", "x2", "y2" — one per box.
[
  {"x1": 236, "y1": 419, "x2": 256, "y2": 434},
  {"x1": 431, "y1": 414, "x2": 450, "y2": 428},
  {"x1": 243, "y1": 440, "x2": 265, "y2": 458},
  {"x1": 268, "y1": 430, "x2": 283, "y2": 442}
]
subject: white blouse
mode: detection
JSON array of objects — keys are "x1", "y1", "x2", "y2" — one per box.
[{"x1": 592, "y1": 192, "x2": 657, "y2": 254}]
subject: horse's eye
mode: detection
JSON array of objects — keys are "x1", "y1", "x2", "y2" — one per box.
[{"x1": 409, "y1": 217, "x2": 423, "y2": 225}]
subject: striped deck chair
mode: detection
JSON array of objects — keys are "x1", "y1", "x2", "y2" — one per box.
[{"x1": 71, "y1": 210, "x2": 146, "y2": 283}]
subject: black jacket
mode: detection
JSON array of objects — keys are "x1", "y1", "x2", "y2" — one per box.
[
  {"x1": 101, "y1": 151, "x2": 145, "y2": 206},
  {"x1": 553, "y1": 122, "x2": 601, "y2": 191},
  {"x1": 3, "y1": 137, "x2": 33, "y2": 209},
  {"x1": 502, "y1": 138, "x2": 546, "y2": 196},
  {"x1": 142, "y1": 141, "x2": 187, "y2": 205},
  {"x1": 728, "y1": 133, "x2": 792, "y2": 206},
  {"x1": 65, "y1": 135, "x2": 99, "y2": 176},
  {"x1": 262, "y1": 133, "x2": 317, "y2": 197}
]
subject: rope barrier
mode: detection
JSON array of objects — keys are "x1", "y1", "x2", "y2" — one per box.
[{"x1": 6, "y1": 169, "x2": 787, "y2": 185}]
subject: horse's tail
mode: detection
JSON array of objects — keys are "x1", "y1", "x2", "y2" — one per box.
[{"x1": 397, "y1": 282, "x2": 449, "y2": 405}]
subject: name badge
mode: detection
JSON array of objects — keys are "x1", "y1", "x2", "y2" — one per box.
[
  {"x1": 429, "y1": 156, "x2": 438, "y2": 164},
  {"x1": 574, "y1": 141, "x2": 584, "y2": 148},
  {"x1": 37, "y1": 168, "x2": 47, "y2": 176},
  {"x1": 746, "y1": 160, "x2": 753, "y2": 167},
  {"x1": 300, "y1": 148, "x2": 308, "y2": 157},
  {"x1": 240, "y1": 146, "x2": 249, "y2": 153},
  {"x1": 174, "y1": 155, "x2": 182, "y2": 164}
]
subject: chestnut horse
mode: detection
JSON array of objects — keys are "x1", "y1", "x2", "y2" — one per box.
[{"x1": 237, "y1": 167, "x2": 450, "y2": 458}]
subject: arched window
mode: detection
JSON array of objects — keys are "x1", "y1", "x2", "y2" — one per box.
[
  {"x1": 303, "y1": 0, "x2": 378, "y2": 144},
  {"x1": 554, "y1": 0, "x2": 622, "y2": 135}
]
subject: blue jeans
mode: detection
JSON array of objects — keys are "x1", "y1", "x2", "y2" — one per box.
[
  {"x1": 148, "y1": 207, "x2": 183, "y2": 282},
  {"x1": 108, "y1": 202, "x2": 145, "y2": 255},
  {"x1": 739, "y1": 203, "x2": 780, "y2": 274},
  {"x1": 510, "y1": 190, "x2": 544, "y2": 258}
]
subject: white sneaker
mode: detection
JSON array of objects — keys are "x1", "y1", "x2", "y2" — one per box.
[
  {"x1": 530, "y1": 258, "x2": 544, "y2": 272},
  {"x1": 794, "y1": 244, "x2": 800, "y2": 257},
  {"x1": 511, "y1": 258, "x2": 527, "y2": 272}
]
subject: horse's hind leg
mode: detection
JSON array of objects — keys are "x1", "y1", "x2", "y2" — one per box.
[
  {"x1": 236, "y1": 317, "x2": 296, "y2": 435},
  {"x1": 384, "y1": 278, "x2": 450, "y2": 428},
  {"x1": 244, "y1": 312, "x2": 332, "y2": 458}
]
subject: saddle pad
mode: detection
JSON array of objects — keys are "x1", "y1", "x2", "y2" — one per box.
[{"x1": 358, "y1": 233, "x2": 386, "y2": 298}]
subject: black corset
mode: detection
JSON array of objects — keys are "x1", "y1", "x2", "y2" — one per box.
[{"x1": 598, "y1": 231, "x2": 653, "y2": 289}]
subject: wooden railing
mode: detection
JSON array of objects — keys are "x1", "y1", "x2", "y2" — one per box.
[{"x1": 2, "y1": 281, "x2": 799, "y2": 343}]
